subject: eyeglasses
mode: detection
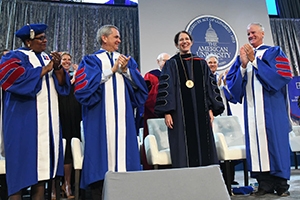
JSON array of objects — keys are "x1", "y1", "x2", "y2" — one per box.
[{"x1": 33, "y1": 36, "x2": 47, "y2": 41}]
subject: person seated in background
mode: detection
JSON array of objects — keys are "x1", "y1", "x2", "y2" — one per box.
[{"x1": 141, "y1": 52, "x2": 170, "y2": 170}]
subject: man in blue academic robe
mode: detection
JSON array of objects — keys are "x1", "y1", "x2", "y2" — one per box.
[
  {"x1": 226, "y1": 22, "x2": 292, "y2": 196},
  {"x1": 74, "y1": 25, "x2": 148, "y2": 199}
]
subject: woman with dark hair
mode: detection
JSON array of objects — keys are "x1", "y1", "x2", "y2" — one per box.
[
  {"x1": 155, "y1": 30, "x2": 224, "y2": 168},
  {"x1": 52, "y1": 52, "x2": 81, "y2": 199}
]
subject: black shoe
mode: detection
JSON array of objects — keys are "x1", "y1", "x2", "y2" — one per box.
[
  {"x1": 231, "y1": 181, "x2": 239, "y2": 185},
  {"x1": 276, "y1": 189, "x2": 290, "y2": 197},
  {"x1": 252, "y1": 188, "x2": 273, "y2": 196}
]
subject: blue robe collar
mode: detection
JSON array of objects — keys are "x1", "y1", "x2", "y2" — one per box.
[
  {"x1": 255, "y1": 44, "x2": 270, "y2": 51},
  {"x1": 94, "y1": 48, "x2": 117, "y2": 55},
  {"x1": 94, "y1": 49, "x2": 106, "y2": 54}
]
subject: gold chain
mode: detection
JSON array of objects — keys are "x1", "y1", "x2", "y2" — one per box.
[{"x1": 179, "y1": 54, "x2": 194, "y2": 88}]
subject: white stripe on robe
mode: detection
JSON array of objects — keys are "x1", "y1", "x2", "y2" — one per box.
[
  {"x1": 97, "y1": 52, "x2": 127, "y2": 172},
  {"x1": 20, "y1": 50, "x2": 60, "y2": 180},
  {"x1": 245, "y1": 48, "x2": 270, "y2": 172}
]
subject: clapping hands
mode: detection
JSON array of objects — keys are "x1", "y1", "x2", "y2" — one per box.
[
  {"x1": 112, "y1": 54, "x2": 130, "y2": 73},
  {"x1": 240, "y1": 44, "x2": 255, "y2": 68},
  {"x1": 50, "y1": 51, "x2": 62, "y2": 69}
]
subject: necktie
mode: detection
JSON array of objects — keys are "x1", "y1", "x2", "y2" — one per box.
[
  {"x1": 107, "y1": 52, "x2": 114, "y2": 66},
  {"x1": 106, "y1": 52, "x2": 113, "y2": 59}
]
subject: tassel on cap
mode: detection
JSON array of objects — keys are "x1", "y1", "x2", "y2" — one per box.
[{"x1": 28, "y1": 24, "x2": 35, "y2": 39}]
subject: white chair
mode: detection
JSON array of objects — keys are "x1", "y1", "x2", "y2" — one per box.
[
  {"x1": 144, "y1": 118, "x2": 172, "y2": 169},
  {"x1": 71, "y1": 121, "x2": 85, "y2": 200},
  {"x1": 138, "y1": 127, "x2": 144, "y2": 151},
  {"x1": 0, "y1": 155, "x2": 5, "y2": 175},
  {"x1": 137, "y1": 128, "x2": 143, "y2": 164},
  {"x1": 0, "y1": 128, "x2": 7, "y2": 199},
  {"x1": 212, "y1": 115, "x2": 248, "y2": 195},
  {"x1": 0, "y1": 155, "x2": 7, "y2": 199},
  {"x1": 289, "y1": 125, "x2": 300, "y2": 169},
  {"x1": 62, "y1": 138, "x2": 66, "y2": 158},
  {"x1": 136, "y1": 127, "x2": 143, "y2": 153}
]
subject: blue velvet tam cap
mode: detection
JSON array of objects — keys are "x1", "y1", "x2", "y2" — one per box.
[{"x1": 15, "y1": 23, "x2": 48, "y2": 40}]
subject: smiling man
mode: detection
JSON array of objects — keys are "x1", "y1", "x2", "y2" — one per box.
[
  {"x1": 74, "y1": 24, "x2": 148, "y2": 199},
  {"x1": 226, "y1": 22, "x2": 292, "y2": 196}
]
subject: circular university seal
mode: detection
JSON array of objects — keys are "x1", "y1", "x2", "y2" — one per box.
[{"x1": 186, "y1": 15, "x2": 238, "y2": 71}]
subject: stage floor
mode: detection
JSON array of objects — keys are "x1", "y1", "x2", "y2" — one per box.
[
  {"x1": 231, "y1": 168, "x2": 300, "y2": 199},
  {"x1": 17, "y1": 167, "x2": 300, "y2": 200}
]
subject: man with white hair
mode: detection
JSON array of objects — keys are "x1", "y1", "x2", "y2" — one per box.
[
  {"x1": 206, "y1": 54, "x2": 236, "y2": 116},
  {"x1": 226, "y1": 22, "x2": 292, "y2": 196},
  {"x1": 206, "y1": 54, "x2": 218, "y2": 78},
  {"x1": 156, "y1": 53, "x2": 171, "y2": 70},
  {"x1": 206, "y1": 53, "x2": 239, "y2": 186}
]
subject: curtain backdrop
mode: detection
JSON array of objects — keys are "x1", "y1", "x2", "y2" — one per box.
[
  {"x1": 0, "y1": 0, "x2": 139, "y2": 65},
  {"x1": 270, "y1": 18, "x2": 300, "y2": 76},
  {"x1": 276, "y1": 0, "x2": 300, "y2": 18},
  {"x1": 1, "y1": 0, "x2": 300, "y2": 75}
]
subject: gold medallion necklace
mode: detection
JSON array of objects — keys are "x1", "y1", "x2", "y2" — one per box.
[{"x1": 179, "y1": 54, "x2": 194, "y2": 88}]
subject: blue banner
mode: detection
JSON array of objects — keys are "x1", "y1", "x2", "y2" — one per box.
[{"x1": 288, "y1": 76, "x2": 300, "y2": 121}]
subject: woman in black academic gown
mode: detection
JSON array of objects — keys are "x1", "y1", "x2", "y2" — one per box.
[{"x1": 155, "y1": 31, "x2": 224, "y2": 168}]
